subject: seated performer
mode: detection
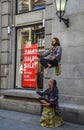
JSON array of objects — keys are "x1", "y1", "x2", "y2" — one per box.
[
  {"x1": 38, "y1": 37, "x2": 62, "y2": 75},
  {"x1": 36, "y1": 79, "x2": 63, "y2": 128}
]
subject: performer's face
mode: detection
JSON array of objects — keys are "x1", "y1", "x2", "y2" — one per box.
[
  {"x1": 48, "y1": 80, "x2": 54, "y2": 90},
  {"x1": 51, "y1": 38, "x2": 57, "y2": 46}
]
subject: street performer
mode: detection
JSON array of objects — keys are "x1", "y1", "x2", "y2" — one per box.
[{"x1": 38, "y1": 37, "x2": 62, "y2": 75}]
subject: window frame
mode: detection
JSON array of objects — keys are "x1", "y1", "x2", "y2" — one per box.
[
  {"x1": 16, "y1": 0, "x2": 45, "y2": 15},
  {"x1": 14, "y1": 23, "x2": 45, "y2": 90}
]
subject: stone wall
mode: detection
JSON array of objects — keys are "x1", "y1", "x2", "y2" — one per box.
[
  {"x1": 0, "y1": 0, "x2": 10, "y2": 91},
  {"x1": 52, "y1": 0, "x2": 84, "y2": 106},
  {"x1": 43, "y1": 0, "x2": 84, "y2": 101},
  {"x1": 40, "y1": 0, "x2": 84, "y2": 124},
  {"x1": 43, "y1": 0, "x2": 84, "y2": 124},
  {"x1": 0, "y1": 0, "x2": 1, "y2": 94}
]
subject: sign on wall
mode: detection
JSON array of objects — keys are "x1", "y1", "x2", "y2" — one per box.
[{"x1": 22, "y1": 44, "x2": 38, "y2": 88}]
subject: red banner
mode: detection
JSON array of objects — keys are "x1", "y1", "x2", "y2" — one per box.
[{"x1": 22, "y1": 44, "x2": 38, "y2": 88}]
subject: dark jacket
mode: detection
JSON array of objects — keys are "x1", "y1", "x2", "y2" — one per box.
[
  {"x1": 37, "y1": 86, "x2": 58, "y2": 106},
  {"x1": 41, "y1": 46, "x2": 62, "y2": 63}
]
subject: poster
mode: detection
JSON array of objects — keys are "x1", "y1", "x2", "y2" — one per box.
[{"x1": 22, "y1": 44, "x2": 38, "y2": 88}]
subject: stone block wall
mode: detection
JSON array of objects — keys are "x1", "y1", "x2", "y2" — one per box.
[
  {"x1": 43, "y1": 0, "x2": 84, "y2": 124},
  {"x1": 51, "y1": 0, "x2": 84, "y2": 106}
]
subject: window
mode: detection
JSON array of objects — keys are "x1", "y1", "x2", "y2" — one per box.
[
  {"x1": 33, "y1": 0, "x2": 45, "y2": 11},
  {"x1": 16, "y1": 0, "x2": 45, "y2": 14},
  {"x1": 16, "y1": 24, "x2": 45, "y2": 89}
]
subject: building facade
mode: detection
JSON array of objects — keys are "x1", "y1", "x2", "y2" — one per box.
[
  {"x1": 0, "y1": 1, "x2": 1, "y2": 79},
  {"x1": 0, "y1": 0, "x2": 84, "y2": 124}
]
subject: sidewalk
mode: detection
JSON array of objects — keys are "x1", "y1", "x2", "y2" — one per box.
[{"x1": 0, "y1": 109, "x2": 84, "y2": 130}]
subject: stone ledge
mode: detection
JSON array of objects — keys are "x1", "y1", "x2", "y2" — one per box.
[
  {"x1": 3, "y1": 89, "x2": 39, "y2": 99},
  {"x1": 3, "y1": 89, "x2": 84, "y2": 110},
  {"x1": 0, "y1": 97, "x2": 41, "y2": 115},
  {"x1": 2, "y1": 90, "x2": 84, "y2": 124},
  {"x1": 60, "y1": 103, "x2": 84, "y2": 110},
  {"x1": 1, "y1": 93, "x2": 84, "y2": 124},
  {"x1": 60, "y1": 103, "x2": 84, "y2": 125}
]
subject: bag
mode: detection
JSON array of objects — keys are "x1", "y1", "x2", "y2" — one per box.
[{"x1": 55, "y1": 63, "x2": 61, "y2": 76}]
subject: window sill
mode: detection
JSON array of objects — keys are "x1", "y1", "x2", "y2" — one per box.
[{"x1": 3, "y1": 89, "x2": 39, "y2": 99}]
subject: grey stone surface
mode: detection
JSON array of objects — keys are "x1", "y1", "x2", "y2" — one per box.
[
  {"x1": 66, "y1": 0, "x2": 84, "y2": 15},
  {"x1": 45, "y1": 20, "x2": 52, "y2": 34},
  {"x1": 0, "y1": 78, "x2": 8, "y2": 89},
  {"x1": 15, "y1": 10, "x2": 45, "y2": 27},
  {"x1": 51, "y1": 0, "x2": 84, "y2": 110},
  {"x1": 0, "y1": 95, "x2": 41, "y2": 115},
  {"x1": 2, "y1": 15, "x2": 9, "y2": 27},
  {"x1": 2, "y1": 27, "x2": 8, "y2": 39},
  {"x1": 3, "y1": 89, "x2": 39, "y2": 99},
  {"x1": 45, "y1": 35, "x2": 52, "y2": 48},
  {"x1": 56, "y1": 78, "x2": 84, "y2": 97},
  {"x1": 0, "y1": 109, "x2": 84, "y2": 130},
  {"x1": 1, "y1": 1, "x2": 9, "y2": 15},
  {"x1": 0, "y1": 0, "x2": 1, "y2": 48},
  {"x1": 1, "y1": 40, "x2": 9, "y2": 52},
  {"x1": 45, "y1": 4, "x2": 53, "y2": 20}
]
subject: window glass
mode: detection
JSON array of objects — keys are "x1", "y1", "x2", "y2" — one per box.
[
  {"x1": 16, "y1": 24, "x2": 44, "y2": 89},
  {"x1": 17, "y1": 0, "x2": 45, "y2": 14}
]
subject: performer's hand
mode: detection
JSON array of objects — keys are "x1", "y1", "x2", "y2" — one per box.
[
  {"x1": 50, "y1": 56, "x2": 55, "y2": 61},
  {"x1": 50, "y1": 98, "x2": 54, "y2": 101},
  {"x1": 38, "y1": 53, "x2": 42, "y2": 57},
  {"x1": 36, "y1": 88, "x2": 39, "y2": 93}
]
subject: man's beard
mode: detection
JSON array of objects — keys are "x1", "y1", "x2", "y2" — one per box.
[{"x1": 52, "y1": 43, "x2": 56, "y2": 46}]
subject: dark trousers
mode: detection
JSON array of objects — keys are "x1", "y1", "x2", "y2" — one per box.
[{"x1": 39, "y1": 58, "x2": 58, "y2": 68}]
